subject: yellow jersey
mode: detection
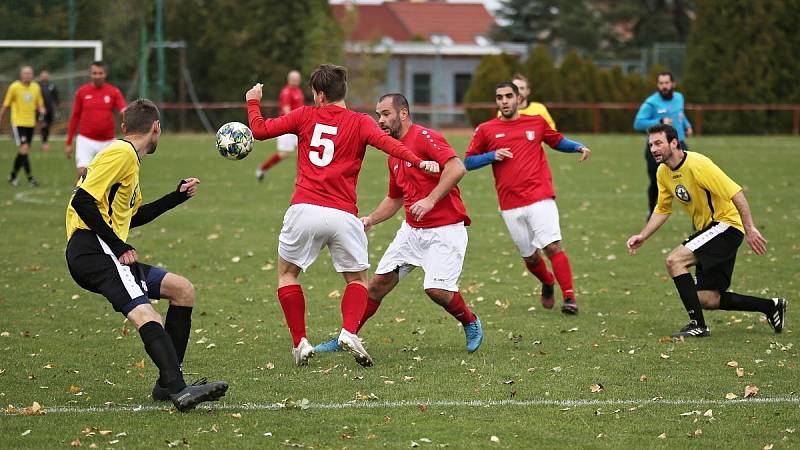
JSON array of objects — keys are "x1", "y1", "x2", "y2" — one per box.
[
  {"x1": 499, "y1": 101, "x2": 556, "y2": 130},
  {"x1": 654, "y1": 151, "x2": 744, "y2": 232},
  {"x1": 2, "y1": 80, "x2": 44, "y2": 127},
  {"x1": 66, "y1": 140, "x2": 142, "y2": 241}
]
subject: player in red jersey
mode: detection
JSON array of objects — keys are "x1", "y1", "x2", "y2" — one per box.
[
  {"x1": 255, "y1": 70, "x2": 304, "y2": 182},
  {"x1": 245, "y1": 64, "x2": 440, "y2": 367},
  {"x1": 315, "y1": 93, "x2": 483, "y2": 355},
  {"x1": 465, "y1": 81, "x2": 591, "y2": 314},
  {"x1": 66, "y1": 61, "x2": 127, "y2": 179}
]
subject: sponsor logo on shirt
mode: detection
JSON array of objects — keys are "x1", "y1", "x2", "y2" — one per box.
[
  {"x1": 495, "y1": 133, "x2": 505, "y2": 138},
  {"x1": 675, "y1": 184, "x2": 691, "y2": 202},
  {"x1": 104, "y1": 95, "x2": 111, "y2": 104},
  {"x1": 85, "y1": 95, "x2": 93, "y2": 100},
  {"x1": 525, "y1": 130, "x2": 535, "y2": 141},
  {"x1": 393, "y1": 164, "x2": 399, "y2": 172}
]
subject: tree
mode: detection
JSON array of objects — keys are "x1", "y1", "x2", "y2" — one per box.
[
  {"x1": 521, "y1": 45, "x2": 561, "y2": 102},
  {"x1": 463, "y1": 53, "x2": 521, "y2": 126}
]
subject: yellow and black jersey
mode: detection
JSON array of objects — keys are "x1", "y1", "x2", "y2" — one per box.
[
  {"x1": 66, "y1": 140, "x2": 142, "y2": 241},
  {"x1": 654, "y1": 151, "x2": 743, "y2": 232},
  {"x1": 2, "y1": 80, "x2": 44, "y2": 127},
  {"x1": 497, "y1": 101, "x2": 557, "y2": 130}
]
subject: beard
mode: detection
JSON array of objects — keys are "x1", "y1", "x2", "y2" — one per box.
[
  {"x1": 381, "y1": 118, "x2": 402, "y2": 139},
  {"x1": 500, "y1": 106, "x2": 517, "y2": 119},
  {"x1": 659, "y1": 88, "x2": 674, "y2": 100}
]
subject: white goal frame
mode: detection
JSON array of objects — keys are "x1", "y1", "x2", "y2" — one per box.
[{"x1": 0, "y1": 40, "x2": 103, "y2": 61}]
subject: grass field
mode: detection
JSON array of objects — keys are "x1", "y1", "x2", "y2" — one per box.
[{"x1": 0, "y1": 133, "x2": 797, "y2": 449}]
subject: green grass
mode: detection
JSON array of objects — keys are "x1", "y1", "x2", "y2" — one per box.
[{"x1": 0, "y1": 133, "x2": 797, "y2": 449}]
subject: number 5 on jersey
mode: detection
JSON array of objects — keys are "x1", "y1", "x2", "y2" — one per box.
[{"x1": 310, "y1": 123, "x2": 338, "y2": 167}]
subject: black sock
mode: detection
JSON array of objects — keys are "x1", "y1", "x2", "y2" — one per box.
[
  {"x1": 20, "y1": 154, "x2": 31, "y2": 176},
  {"x1": 165, "y1": 305, "x2": 193, "y2": 364},
  {"x1": 672, "y1": 273, "x2": 706, "y2": 327},
  {"x1": 719, "y1": 291, "x2": 773, "y2": 314},
  {"x1": 11, "y1": 154, "x2": 22, "y2": 177},
  {"x1": 138, "y1": 321, "x2": 186, "y2": 394}
]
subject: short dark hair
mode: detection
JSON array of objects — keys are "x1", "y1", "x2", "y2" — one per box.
[
  {"x1": 309, "y1": 64, "x2": 347, "y2": 102},
  {"x1": 123, "y1": 99, "x2": 160, "y2": 134},
  {"x1": 91, "y1": 61, "x2": 106, "y2": 69},
  {"x1": 657, "y1": 71, "x2": 673, "y2": 81},
  {"x1": 647, "y1": 123, "x2": 679, "y2": 144},
  {"x1": 495, "y1": 81, "x2": 519, "y2": 95},
  {"x1": 378, "y1": 93, "x2": 410, "y2": 114}
]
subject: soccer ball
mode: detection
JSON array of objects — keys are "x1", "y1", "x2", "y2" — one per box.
[{"x1": 216, "y1": 122, "x2": 253, "y2": 160}]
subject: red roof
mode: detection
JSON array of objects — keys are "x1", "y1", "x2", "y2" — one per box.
[{"x1": 330, "y1": 2, "x2": 494, "y2": 45}]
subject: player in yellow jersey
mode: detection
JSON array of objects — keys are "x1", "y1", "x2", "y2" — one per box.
[
  {"x1": 496, "y1": 74, "x2": 557, "y2": 130},
  {"x1": 0, "y1": 65, "x2": 45, "y2": 186},
  {"x1": 65, "y1": 99, "x2": 228, "y2": 411},
  {"x1": 626, "y1": 124, "x2": 786, "y2": 338}
]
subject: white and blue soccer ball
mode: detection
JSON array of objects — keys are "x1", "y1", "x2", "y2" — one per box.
[{"x1": 216, "y1": 122, "x2": 253, "y2": 160}]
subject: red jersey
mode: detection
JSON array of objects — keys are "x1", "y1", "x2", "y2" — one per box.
[
  {"x1": 388, "y1": 124, "x2": 470, "y2": 228},
  {"x1": 278, "y1": 85, "x2": 304, "y2": 115},
  {"x1": 247, "y1": 100, "x2": 424, "y2": 215},
  {"x1": 66, "y1": 82, "x2": 126, "y2": 145},
  {"x1": 466, "y1": 115, "x2": 564, "y2": 211}
]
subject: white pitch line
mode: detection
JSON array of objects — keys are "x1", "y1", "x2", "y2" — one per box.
[{"x1": 37, "y1": 396, "x2": 800, "y2": 414}]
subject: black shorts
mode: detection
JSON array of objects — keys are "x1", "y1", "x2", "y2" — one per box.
[
  {"x1": 13, "y1": 126, "x2": 34, "y2": 146},
  {"x1": 682, "y1": 222, "x2": 743, "y2": 291},
  {"x1": 66, "y1": 230, "x2": 168, "y2": 315}
]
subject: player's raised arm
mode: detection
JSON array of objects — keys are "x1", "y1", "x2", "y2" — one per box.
[
  {"x1": 362, "y1": 116, "x2": 439, "y2": 173},
  {"x1": 130, "y1": 178, "x2": 199, "y2": 228},
  {"x1": 245, "y1": 83, "x2": 299, "y2": 140}
]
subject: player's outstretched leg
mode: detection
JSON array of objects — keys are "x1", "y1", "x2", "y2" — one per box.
[
  {"x1": 338, "y1": 282, "x2": 372, "y2": 366},
  {"x1": 719, "y1": 292, "x2": 787, "y2": 333},
  {"x1": 524, "y1": 253, "x2": 555, "y2": 309}
]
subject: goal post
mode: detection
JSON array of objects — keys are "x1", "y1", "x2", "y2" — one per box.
[{"x1": 0, "y1": 40, "x2": 103, "y2": 61}]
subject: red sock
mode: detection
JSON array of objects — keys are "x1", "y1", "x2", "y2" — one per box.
[
  {"x1": 341, "y1": 283, "x2": 368, "y2": 333},
  {"x1": 277, "y1": 284, "x2": 306, "y2": 347},
  {"x1": 444, "y1": 292, "x2": 477, "y2": 325},
  {"x1": 549, "y1": 251, "x2": 575, "y2": 300},
  {"x1": 357, "y1": 297, "x2": 382, "y2": 333},
  {"x1": 259, "y1": 153, "x2": 283, "y2": 171},
  {"x1": 524, "y1": 257, "x2": 555, "y2": 285}
]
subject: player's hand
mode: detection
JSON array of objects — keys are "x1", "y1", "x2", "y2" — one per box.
[
  {"x1": 119, "y1": 249, "x2": 138, "y2": 265},
  {"x1": 410, "y1": 197, "x2": 435, "y2": 221},
  {"x1": 65, "y1": 143, "x2": 73, "y2": 159},
  {"x1": 626, "y1": 234, "x2": 645, "y2": 255},
  {"x1": 662, "y1": 117, "x2": 673, "y2": 126},
  {"x1": 419, "y1": 160, "x2": 440, "y2": 174},
  {"x1": 686, "y1": 127, "x2": 694, "y2": 137},
  {"x1": 495, "y1": 148, "x2": 513, "y2": 161},
  {"x1": 360, "y1": 216, "x2": 374, "y2": 232},
  {"x1": 246, "y1": 83, "x2": 263, "y2": 102},
  {"x1": 745, "y1": 226, "x2": 768, "y2": 255},
  {"x1": 577, "y1": 147, "x2": 591, "y2": 162},
  {"x1": 178, "y1": 177, "x2": 200, "y2": 197}
]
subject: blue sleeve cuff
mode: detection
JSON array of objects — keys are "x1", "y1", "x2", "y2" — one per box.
[
  {"x1": 553, "y1": 137, "x2": 584, "y2": 153},
  {"x1": 464, "y1": 151, "x2": 496, "y2": 171}
]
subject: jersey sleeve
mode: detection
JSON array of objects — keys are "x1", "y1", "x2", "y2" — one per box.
[
  {"x1": 78, "y1": 148, "x2": 137, "y2": 202},
  {"x1": 2, "y1": 84, "x2": 14, "y2": 107},
  {"x1": 541, "y1": 119, "x2": 565, "y2": 148},
  {"x1": 387, "y1": 160, "x2": 403, "y2": 199},
  {"x1": 34, "y1": 84, "x2": 44, "y2": 109},
  {"x1": 66, "y1": 88, "x2": 83, "y2": 145},
  {"x1": 114, "y1": 88, "x2": 127, "y2": 112},
  {"x1": 633, "y1": 101, "x2": 659, "y2": 131},
  {"x1": 247, "y1": 100, "x2": 301, "y2": 140},
  {"x1": 694, "y1": 157, "x2": 742, "y2": 200},
  {"x1": 425, "y1": 130, "x2": 458, "y2": 166},
  {"x1": 361, "y1": 116, "x2": 423, "y2": 166},
  {"x1": 464, "y1": 126, "x2": 487, "y2": 157},
  {"x1": 278, "y1": 88, "x2": 291, "y2": 113},
  {"x1": 653, "y1": 167, "x2": 674, "y2": 215}
]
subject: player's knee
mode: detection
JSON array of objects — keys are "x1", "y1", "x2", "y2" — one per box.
[
  {"x1": 543, "y1": 242, "x2": 562, "y2": 257},
  {"x1": 424, "y1": 288, "x2": 452, "y2": 305},
  {"x1": 664, "y1": 252, "x2": 685, "y2": 274},
  {"x1": 174, "y1": 278, "x2": 195, "y2": 306}
]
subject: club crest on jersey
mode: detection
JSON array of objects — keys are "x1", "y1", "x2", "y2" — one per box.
[
  {"x1": 393, "y1": 163, "x2": 399, "y2": 172},
  {"x1": 675, "y1": 184, "x2": 691, "y2": 202},
  {"x1": 405, "y1": 161, "x2": 412, "y2": 167},
  {"x1": 525, "y1": 130, "x2": 535, "y2": 141},
  {"x1": 104, "y1": 95, "x2": 111, "y2": 103}
]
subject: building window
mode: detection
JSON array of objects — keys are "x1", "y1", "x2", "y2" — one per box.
[
  {"x1": 413, "y1": 73, "x2": 431, "y2": 104},
  {"x1": 454, "y1": 73, "x2": 472, "y2": 104}
]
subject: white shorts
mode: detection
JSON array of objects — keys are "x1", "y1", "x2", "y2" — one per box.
[
  {"x1": 76, "y1": 134, "x2": 115, "y2": 168},
  {"x1": 278, "y1": 203, "x2": 369, "y2": 272},
  {"x1": 375, "y1": 221, "x2": 467, "y2": 291},
  {"x1": 276, "y1": 133, "x2": 298, "y2": 152},
  {"x1": 501, "y1": 198, "x2": 562, "y2": 257}
]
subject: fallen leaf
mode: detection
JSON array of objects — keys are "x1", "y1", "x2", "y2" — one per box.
[
  {"x1": 231, "y1": 413, "x2": 242, "y2": 419},
  {"x1": 639, "y1": 375, "x2": 648, "y2": 382},
  {"x1": 70, "y1": 438, "x2": 82, "y2": 447},
  {"x1": 660, "y1": 353, "x2": 670, "y2": 359},
  {"x1": 744, "y1": 384, "x2": 759, "y2": 398},
  {"x1": 725, "y1": 393, "x2": 738, "y2": 400},
  {"x1": 98, "y1": 430, "x2": 112, "y2": 436},
  {"x1": 418, "y1": 404, "x2": 428, "y2": 412},
  {"x1": 692, "y1": 429, "x2": 703, "y2": 437},
  {"x1": 134, "y1": 359, "x2": 145, "y2": 369},
  {"x1": 762, "y1": 445, "x2": 774, "y2": 450},
  {"x1": 736, "y1": 367, "x2": 744, "y2": 377},
  {"x1": 590, "y1": 383, "x2": 604, "y2": 393},
  {"x1": 327, "y1": 289, "x2": 341, "y2": 299},
  {"x1": 21, "y1": 429, "x2": 31, "y2": 436},
  {"x1": 68, "y1": 385, "x2": 82, "y2": 394},
  {"x1": 726, "y1": 361, "x2": 739, "y2": 368},
  {"x1": 410, "y1": 442, "x2": 420, "y2": 448},
  {"x1": 657, "y1": 433, "x2": 667, "y2": 439},
  {"x1": 703, "y1": 409, "x2": 713, "y2": 417},
  {"x1": 490, "y1": 435, "x2": 500, "y2": 443}
]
